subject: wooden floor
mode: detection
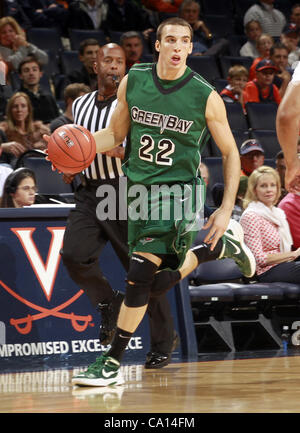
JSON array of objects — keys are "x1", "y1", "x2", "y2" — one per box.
[{"x1": 1, "y1": 354, "x2": 300, "y2": 413}]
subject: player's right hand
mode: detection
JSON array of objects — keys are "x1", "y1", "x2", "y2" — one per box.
[
  {"x1": 42, "y1": 134, "x2": 62, "y2": 173},
  {"x1": 285, "y1": 159, "x2": 300, "y2": 193}
]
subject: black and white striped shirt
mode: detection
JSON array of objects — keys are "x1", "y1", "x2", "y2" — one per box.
[{"x1": 72, "y1": 90, "x2": 124, "y2": 180}]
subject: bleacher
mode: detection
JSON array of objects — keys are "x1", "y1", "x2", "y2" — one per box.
[{"x1": 2, "y1": 0, "x2": 299, "y2": 357}]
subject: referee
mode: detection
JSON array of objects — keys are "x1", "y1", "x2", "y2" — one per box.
[{"x1": 60, "y1": 43, "x2": 178, "y2": 368}]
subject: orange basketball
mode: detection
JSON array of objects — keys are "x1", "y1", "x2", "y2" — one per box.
[{"x1": 47, "y1": 124, "x2": 96, "y2": 174}]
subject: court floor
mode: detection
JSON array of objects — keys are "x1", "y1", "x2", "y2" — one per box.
[{"x1": 1, "y1": 350, "x2": 300, "y2": 414}]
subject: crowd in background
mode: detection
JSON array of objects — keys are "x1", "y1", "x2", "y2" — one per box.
[{"x1": 0, "y1": 0, "x2": 300, "y2": 275}]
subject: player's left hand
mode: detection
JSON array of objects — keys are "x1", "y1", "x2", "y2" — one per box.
[{"x1": 202, "y1": 207, "x2": 232, "y2": 250}]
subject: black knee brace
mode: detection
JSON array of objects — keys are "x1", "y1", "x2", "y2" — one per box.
[{"x1": 125, "y1": 254, "x2": 158, "y2": 308}]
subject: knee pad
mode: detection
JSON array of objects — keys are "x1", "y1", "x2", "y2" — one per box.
[{"x1": 125, "y1": 254, "x2": 158, "y2": 308}]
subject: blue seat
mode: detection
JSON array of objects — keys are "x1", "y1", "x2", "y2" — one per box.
[
  {"x1": 202, "y1": 157, "x2": 224, "y2": 185},
  {"x1": 201, "y1": 0, "x2": 234, "y2": 16},
  {"x1": 227, "y1": 34, "x2": 248, "y2": 57},
  {"x1": 213, "y1": 77, "x2": 228, "y2": 93},
  {"x1": 189, "y1": 284, "x2": 235, "y2": 303},
  {"x1": 219, "y1": 56, "x2": 253, "y2": 79},
  {"x1": 69, "y1": 29, "x2": 107, "y2": 50},
  {"x1": 60, "y1": 51, "x2": 82, "y2": 75},
  {"x1": 225, "y1": 102, "x2": 248, "y2": 131},
  {"x1": 21, "y1": 157, "x2": 74, "y2": 200},
  {"x1": 246, "y1": 102, "x2": 278, "y2": 130},
  {"x1": 272, "y1": 282, "x2": 300, "y2": 300},
  {"x1": 228, "y1": 282, "x2": 284, "y2": 302},
  {"x1": 187, "y1": 55, "x2": 221, "y2": 83},
  {"x1": 251, "y1": 130, "x2": 281, "y2": 159},
  {"x1": 27, "y1": 27, "x2": 64, "y2": 56},
  {"x1": 204, "y1": 15, "x2": 234, "y2": 39}
]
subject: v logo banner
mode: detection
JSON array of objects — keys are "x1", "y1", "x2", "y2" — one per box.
[{"x1": 11, "y1": 227, "x2": 65, "y2": 302}]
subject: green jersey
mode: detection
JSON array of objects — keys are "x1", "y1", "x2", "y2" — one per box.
[{"x1": 124, "y1": 63, "x2": 214, "y2": 186}]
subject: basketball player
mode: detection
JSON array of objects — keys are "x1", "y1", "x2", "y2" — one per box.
[
  {"x1": 67, "y1": 18, "x2": 256, "y2": 387},
  {"x1": 55, "y1": 44, "x2": 179, "y2": 369},
  {"x1": 276, "y1": 61, "x2": 300, "y2": 193}
]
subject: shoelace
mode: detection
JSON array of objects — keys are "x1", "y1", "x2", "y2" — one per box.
[{"x1": 85, "y1": 356, "x2": 107, "y2": 374}]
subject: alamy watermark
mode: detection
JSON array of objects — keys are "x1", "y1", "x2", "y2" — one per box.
[{"x1": 95, "y1": 177, "x2": 205, "y2": 232}]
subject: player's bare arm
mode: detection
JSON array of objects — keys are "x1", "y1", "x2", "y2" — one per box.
[
  {"x1": 93, "y1": 75, "x2": 130, "y2": 153},
  {"x1": 276, "y1": 80, "x2": 300, "y2": 192},
  {"x1": 203, "y1": 90, "x2": 241, "y2": 249}
]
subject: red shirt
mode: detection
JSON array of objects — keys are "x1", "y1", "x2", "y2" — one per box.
[
  {"x1": 278, "y1": 193, "x2": 300, "y2": 249},
  {"x1": 243, "y1": 80, "x2": 281, "y2": 106}
]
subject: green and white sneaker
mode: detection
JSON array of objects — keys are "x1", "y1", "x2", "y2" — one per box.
[
  {"x1": 219, "y1": 219, "x2": 256, "y2": 278},
  {"x1": 72, "y1": 354, "x2": 124, "y2": 387}
]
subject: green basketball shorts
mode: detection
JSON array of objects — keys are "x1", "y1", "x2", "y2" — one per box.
[{"x1": 127, "y1": 177, "x2": 206, "y2": 271}]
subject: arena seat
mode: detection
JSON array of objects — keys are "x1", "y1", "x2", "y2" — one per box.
[
  {"x1": 251, "y1": 130, "x2": 281, "y2": 158},
  {"x1": 27, "y1": 27, "x2": 64, "y2": 56},
  {"x1": 204, "y1": 15, "x2": 234, "y2": 39},
  {"x1": 224, "y1": 102, "x2": 248, "y2": 131},
  {"x1": 189, "y1": 281, "x2": 284, "y2": 353},
  {"x1": 60, "y1": 50, "x2": 82, "y2": 75},
  {"x1": 227, "y1": 34, "x2": 248, "y2": 56},
  {"x1": 69, "y1": 29, "x2": 108, "y2": 50},
  {"x1": 186, "y1": 55, "x2": 221, "y2": 83},
  {"x1": 219, "y1": 55, "x2": 253, "y2": 79},
  {"x1": 245, "y1": 102, "x2": 278, "y2": 130},
  {"x1": 19, "y1": 156, "x2": 75, "y2": 203},
  {"x1": 201, "y1": 0, "x2": 235, "y2": 16}
]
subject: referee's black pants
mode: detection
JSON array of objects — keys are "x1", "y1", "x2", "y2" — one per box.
[{"x1": 61, "y1": 179, "x2": 175, "y2": 354}]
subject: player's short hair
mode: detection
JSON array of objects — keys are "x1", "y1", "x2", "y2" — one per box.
[{"x1": 156, "y1": 17, "x2": 193, "y2": 42}]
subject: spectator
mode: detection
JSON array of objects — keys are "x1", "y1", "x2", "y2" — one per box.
[
  {"x1": 178, "y1": 0, "x2": 228, "y2": 56},
  {"x1": 18, "y1": 56, "x2": 60, "y2": 124},
  {"x1": 243, "y1": 0, "x2": 286, "y2": 38},
  {"x1": 103, "y1": 0, "x2": 153, "y2": 33},
  {"x1": 142, "y1": 0, "x2": 183, "y2": 13},
  {"x1": 120, "y1": 31, "x2": 147, "y2": 71},
  {"x1": 0, "y1": 167, "x2": 37, "y2": 208},
  {"x1": 50, "y1": 82, "x2": 90, "y2": 132},
  {"x1": 67, "y1": 39, "x2": 100, "y2": 91},
  {"x1": 220, "y1": 65, "x2": 248, "y2": 106},
  {"x1": 67, "y1": 0, "x2": 108, "y2": 31},
  {"x1": 248, "y1": 33, "x2": 274, "y2": 81},
  {"x1": 240, "y1": 20, "x2": 263, "y2": 59},
  {"x1": 0, "y1": 92, "x2": 49, "y2": 165},
  {"x1": 280, "y1": 22, "x2": 300, "y2": 69},
  {"x1": 240, "y1": 165, "x2": 300, "y2": 282},
  {"x1": 290, "y1": 3, "x2": 300, "y2": 28},
  {"x1": 0, "y1": 16, "x2": 48, "y2": 78},
  {"x1": 270, "y1": 42, "x2": 292, "y2": 97},
  {"x1": 20, "y1": 0, "x2": 69, "y2": 35},
  {"x1": 240, "y1": 139, "x2": 265, "y2": 177},
  {"x1": 3, "y1": 0, "x2": 32, "y2": 31},
  {"x1": 243, "y1": 59, "x2": 281, "y2": 106}
]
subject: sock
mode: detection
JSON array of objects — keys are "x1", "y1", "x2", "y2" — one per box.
[
  {"x1": 191, "y1": 239, "x2": 223, "y2": 265},
  {"x1": 106, "y1": 327, "x2": 132, "y2": 362}
]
